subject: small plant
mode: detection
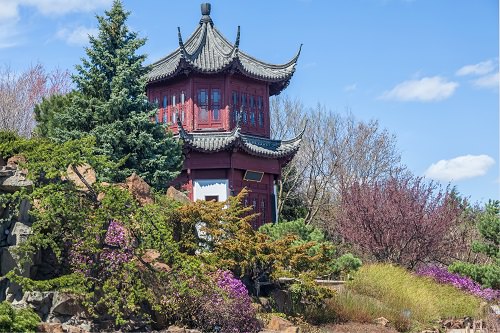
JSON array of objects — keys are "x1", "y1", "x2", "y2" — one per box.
[{"x1": 0, "y1": 301, "x2": 40, "y2": 333}]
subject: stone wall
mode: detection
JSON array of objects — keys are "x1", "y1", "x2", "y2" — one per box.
[{"x1": 0, "y1": 156, "x2": 34, "y2": 301}]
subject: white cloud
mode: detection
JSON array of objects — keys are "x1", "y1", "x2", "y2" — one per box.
[
  {"x1": 380, "y1": 76, "x2": 458, "y2": 102},
  {"x1": 424, "y1": 155, "x2": 495, "y2": 182},
  {"x1": 56, "y1": 26, "x2": 98, "y2": 46},
  {"x1": 0, "y1": 0, "x2": 110, "y2": 48},
  {"x1": 456, "y1": 60, "x2": 495, "y2": 76},
  {"x1": 344, "y1": 83, "x2": 357, "y2": 92},
  {"x1": 473, "y1": 72, "x2": 499, "y2": 89},
  {"x1": 13, "y1": 0, "x2": 111, "y2": 16}
]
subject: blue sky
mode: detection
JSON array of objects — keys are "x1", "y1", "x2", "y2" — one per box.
[{"x1": 0, "y1": 0, "x2": 498, "y2": 204}]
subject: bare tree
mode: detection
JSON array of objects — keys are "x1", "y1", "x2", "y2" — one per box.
[
  {"x1": 271, "y1": 95, "x2": 401, "y2": 225},
  {"x1": 0, "y1": 64, "x2": 71, "y2": 137}
]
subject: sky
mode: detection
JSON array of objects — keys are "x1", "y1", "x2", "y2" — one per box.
[{"x1": 0, "y1": 0, "x2": 498, "y2": 204}]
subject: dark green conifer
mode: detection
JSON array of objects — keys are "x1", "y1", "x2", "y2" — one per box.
[{"x1": 36, "y1": 0, "x2": 182, "y2": 189}]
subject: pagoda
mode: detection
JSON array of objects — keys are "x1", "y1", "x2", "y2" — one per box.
[{"x1": 146, "y1": 3, "x2": 302, "y2": 228}]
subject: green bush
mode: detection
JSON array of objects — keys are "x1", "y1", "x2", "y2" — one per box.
[
  {"x1": 259, "y1": 219, "x2": 361, "y2": 279},
  {"x1": 449, "y1": 200, "x2": 500, "y2": 289},
  {"x1": 0, "y1": 302, "x2": 40, "y2": 333},
  {"x1": 333, "y1": 264, "x2": 483, "y2": 331}
]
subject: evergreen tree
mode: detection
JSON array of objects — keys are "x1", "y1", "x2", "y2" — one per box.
[{"x1": 36, "y1": 0, "x2": 182, "y2": 189}]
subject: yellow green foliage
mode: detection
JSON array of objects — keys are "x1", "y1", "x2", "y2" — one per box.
[{"x1": 329, "y1": 264, "x2": 484, "y2": 332}]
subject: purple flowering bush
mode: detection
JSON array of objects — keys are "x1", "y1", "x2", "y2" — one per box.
[
  {"x1": 197, "y1": 270, "x2": 261, "y2": 333},
  {"x1": 70, "y1": 220, "x2": 133, "y2": 276},
  {"x1": 417, "y1": 266, "x2": 500, "y2": 301}
]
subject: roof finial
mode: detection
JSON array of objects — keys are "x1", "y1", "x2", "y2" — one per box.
[{"x1": 200, "y1": 3, "x2": 212, "y2": 24}]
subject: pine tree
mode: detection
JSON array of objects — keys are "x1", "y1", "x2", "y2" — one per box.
[{"x1": 36, "y1": 0, "x2": 182, "y2": 189}]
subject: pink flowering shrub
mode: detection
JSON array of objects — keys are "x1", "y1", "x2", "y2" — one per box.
[
  {"x1": 197, "y1": 270, "x2": 261, "y2": 333},
  {"x1": 160, "y1": 270, "x2": 260, "y2": 333},
  {"x1": 417, "y1": 266, "x2": 500, "y2": 301},
  {"x1": 70, "y1": 220, "x2": 133, "y2": 276}
]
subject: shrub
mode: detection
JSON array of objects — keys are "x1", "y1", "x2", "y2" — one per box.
[
  {"x1": 259, "y1": 219, "x2": 361, "y2": 279},
  {"x1": 0, "y1": 302, "x2": 40, "y2": 333},
  {"x1": 449, "y1": 200, "x2": 500, "y2": 290},
  {"x1": 336, "y1": 174, "x2": 463, "y2": 268},
  {"x1": 416, "y1": 266, "x2": 500, "y2": 301},
  {"x1": 347, "y1": 264, "x2": 483, "y2": 328},
  {"x1": 156, "y1": 270, "x2": 260, "y2": 333},
  {"x1": 197, "y1": 270, "x2": 261, "y2": 333}
]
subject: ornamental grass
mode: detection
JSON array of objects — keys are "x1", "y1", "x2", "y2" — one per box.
[{"x1": 329, "y1": 264, "x2": 484, "y2": 332}]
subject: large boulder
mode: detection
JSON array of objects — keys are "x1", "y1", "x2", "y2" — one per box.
[
  {"x1": 7, "y1": 221, "x2": 32, "y2": 246},
  {"x1": 0, "y1": 170, "x2": 33, "y2": 192},
  {"x1": 49, "y1": 292, "x2": 86, "y2": 319},
  {"x1": 265, "y1": 315, "x2": 299, "y2": 333},
  {"x1": 24, "y1": 291, "x2": 55, "y2": 321},
  {"x1": 126, "y1": 173, "x2": 153, "y2": 206},
  {"x1": 166, "y1": 186, "x2": 190, "y2": 204},
  {"x1": 65, "y1": 164, "x2": 96, "y2": 191}
]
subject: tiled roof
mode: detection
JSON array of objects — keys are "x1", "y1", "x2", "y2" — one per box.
[
  {"x1": 176, "y1": 120, "x2": 303, "y2": 159},
  {"x1": 147, "y1": 4, "x2": 301, "y2": 96}
]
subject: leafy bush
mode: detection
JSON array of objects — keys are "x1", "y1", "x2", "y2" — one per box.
[
  {"x1": 154, "y1": 269, "x2": 260, "y2": 333},
  {"x1": 336, "y1": 174, "x2": 463, "y2": 268},
  {"x1": 259, "y1": 219, "x2": 361, "y2": 279},
  {"x1": 449, "y1": 200, "x2": 500, "y2": 290},
  {"x1": 197, "y1": 270, "x2": 261, "y2": 333},
  {"x1": 0, "y1": 302, "x2": 40, "y2": 333},
  {"x1": 416, "y1": 266, "x2": 500, "y2": 301},
  {"x1": 346, "y1": 264, "x2": 483, "y2": 329}
]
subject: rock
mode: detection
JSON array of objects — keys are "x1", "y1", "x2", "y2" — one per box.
[
  {"x1": 141, "y1": 249, "x2": 161, "y2": 263},
  {"x1": 265, "y1": 315, "x2": 299, "y2": 332},
  {"x1": 126, "y1": 173, "x2": 153, "y2": 206},
  {"x1": 38, "y1": 322, "x2": 64, "y2": 333},
  {"x1": 65, "y1": 164, "x2": 96, "y2": 191},
  {"x1": 0, "y1": 170, "x2": 33, "y2": 192},
  {"x1": 374, "y1": 317, "x2": 390, "y2": 327},
  {"x1": 7, "y1": 155, "x2": 26, "y2": 168},
  {"x1": 50, "y1": 292, "x2": 86, "y2": 318},
  {"x1": 166, "y1": 186, "x2": 190, "y2": 203},
  {"x1": 166, "y1": 326, "x2": 186, "y2": 333},
  {"x1": 25, "y1": 291, "x2": 54, "y2": 320},
  {"x1": 7, "y1": 221, "x2": 32, "y2": 246},
  {"x1": 62, "y1": 324, "x2": 90, "y2": 333},
  {"x1": 153, "y1": 262, "x2": 171, "y2": 272},
  {"x1": 0, "y1": 246, "x2": 19, "y2": 275}
]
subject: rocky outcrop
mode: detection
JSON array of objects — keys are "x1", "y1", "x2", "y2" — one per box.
[
  {"x1": 263, "y1": 315, "x2": 299, "y2": 333},
  {"x1": 0, "y1": 159, "x2": 34, "y2": 302},
  {"x1": 166, "y1": 186, "x2": 190, "y2": 204},
  {"x1": 64, "y1": 164, "x2": 96, "y2": 192},
  {"x1": 126, "y1": 173, "x2": 154, "y2": 205}
]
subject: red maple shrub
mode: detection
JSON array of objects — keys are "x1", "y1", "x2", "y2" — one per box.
[{"x1": 335, "y1": 173, "x2": 463, "y2": 268}]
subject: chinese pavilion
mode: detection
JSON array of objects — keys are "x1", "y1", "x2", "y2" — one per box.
[{"x1": 146, "y1": 3, "x2": 302, "y2": 228}]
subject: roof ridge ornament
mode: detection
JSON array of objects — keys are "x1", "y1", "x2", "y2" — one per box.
[
  {"x1": 200, "y1": 3, "x2": 213, "y2": 25},
  {"x1": 177, "y1": 27, "x2": 187, "y2": 57}
]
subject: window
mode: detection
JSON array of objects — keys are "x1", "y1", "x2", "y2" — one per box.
[
  {"x1": 243, "y1": 170, "x2": 264, "y2": 182},
  {"x1": 163, "y1": 95, "x2": 168, "y2": 108},
  {"x1": 261, "y1": 198, "x2": 266, "y2": 223},
  {"x1": 211, "y1": 89, "x2": 220, "y2": 120},
  {"x1": 232, "y1": 91, "x2": 238, "y2": 106},
  {"x1": 198, "y1": 89, "x2": 209, "y2": 122},
  {"x1": 205, "y1": 195, "x2": 219, "y2": 202},
  {"x1": 250, "y1": 111, "x2": 255, "y2": 126},
  {"x1": 258, "y1": 96, "x2": 264, "y2": 127},
  {"x1": 242, "y1": 110, "x2": 247, "y2": 124},
  {"x1": 163, "y1": 110, "x2": 168, "y2": 123}
]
